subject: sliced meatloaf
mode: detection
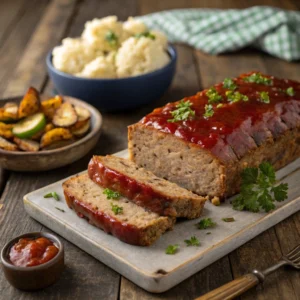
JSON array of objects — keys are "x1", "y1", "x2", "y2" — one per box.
[
  {"x1": 63, "y1": 173, "x2": 174, "y2": 246},
  {"x1": 88, "y1": 155, "x2": 207, "y2": 218},
  {"x1": 128, "y1": 72, "x2": 300, "y2": 198}
]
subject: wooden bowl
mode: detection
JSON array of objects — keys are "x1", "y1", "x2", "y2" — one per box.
[{"x1": 0, "y1": 96, "x2": 102, "y2": 171}]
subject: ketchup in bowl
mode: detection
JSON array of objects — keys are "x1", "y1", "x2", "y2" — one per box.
[{"x1": 9, "y1": 237, "x2": 59, "y2": 267}]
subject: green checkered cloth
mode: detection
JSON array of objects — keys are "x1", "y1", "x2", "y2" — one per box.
[{"x1": 138, "y1": 6, "x2": 300, "y2": 61}]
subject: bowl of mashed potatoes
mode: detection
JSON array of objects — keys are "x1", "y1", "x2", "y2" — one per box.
[{"x1": 46, "y1": 16, "x2": 176, "y2": 112}]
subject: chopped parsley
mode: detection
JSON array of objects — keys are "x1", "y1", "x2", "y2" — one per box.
[
  {"x1": 226, "y1": 91, "x2": 249, "y2": 103},
  {"x1": 222, "y1": 217, "x2": 235, "y2": 222},
  {"x1": 195, "y1": 218, "x2": 216, "y2": 229},
  {"x1": 232, "y1": 162, "x2": 288, "y2": 213},
  {"x1": 168, "y1": 100, "x2": 195, "y2": 122},
  {"x1": 243, "y1": 73, "x2": 273, "y2": 86},
  {"x1": 184, "y1": 236, "x2": 200, "y2": 246},
  {"x1": 44, "y1": 192, "x2": 59, "y2": 201},
  {"x1": 216, "y1": 103, "x2": 224, "y2": 108},
  {"x1": 105, "y1": 30, "x2": 118, "y2": 47},
  {"x1": 203, "y1": 104, "x2": 214, "y2": 118},
  {"x1": 111, "y1": 203, "x2": 123, "y2": 215},
  {"x1": 135, "y1": 31, "x2": 156, "y2": 40},
  {"x1": 223, "y1": 78, "x2": 237, "y2": 90},
  {"x1": 258, "y1": 91, "x2": 270, "y2": 103},
  {"x1": 55, "y1": 207, "x2": 65, "y2": 213},
  {"x1": 286, "y1": 87, "x2": 295, "y2": 96},
  {"x1": 165, "y1": 244, "x2": 179, "y2": 255},
  {"x1": 206, "y1": 87, "x2": 223, "y2": 104},
  {"x1": 103, "y1": 188, "x2": 121, "y2": 200}
]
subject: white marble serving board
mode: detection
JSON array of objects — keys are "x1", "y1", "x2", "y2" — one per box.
[{"x1": 24, "y1": 150, "x2": 300, "y2": 293}]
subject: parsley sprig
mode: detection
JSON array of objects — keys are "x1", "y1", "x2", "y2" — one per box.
[
  {"x1": 286, "y1": 87, "x2": 295, "y2": 96},
  {"x1": 103, "y1": 188, "x2": 121, "y2": 200},
  {"x1": 111, "y1": 203, "x2": 123, "y2": 215},
  {"x1": 226, "y1": 91, "x2": 249, "y2": 103},
  {"x1": 44, "y1": 192, "x2": 59, "y2": 201},
  {"x1": 105, "y1": 30, "x2": 118, "y2": 47},
  {"x1": 232, "y1": 162, "x2": 288, "y2": 212},
  {"x1": 165, "y1": 244, "x2": 179, "y2": 255},
  {"x1": 223, "y1": 78, "x2": 237, "y2": 90},
  {"x1": 206, "y1": 87, "x2": 223, "y2": 104},
  {"x1": 243, "y1": 73, "x2": 273, "y2": 86},
  {"x1": 203, "y1": 104, "x2": 214, "y2": 118},
  {"x1": 184, "y1": 236, "x2": 200, "y2": 246},
  {"x1": 168, "y1": 100, "x2": 195, "y2": 122},
  {"x1": 258, "y1": 91, "x2": 270, "y2": 103},
  {"x1": 195, "y1": 218, "x2": 216, "y2": 229},
  {"x1": 135, "y1": 31, "x2": 156, "y2": 40}
]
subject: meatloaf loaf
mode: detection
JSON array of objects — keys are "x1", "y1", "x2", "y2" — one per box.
[
  {"x1": 63, "y1": 173, "x2": 174, "y2": 246},
  {"x1": 128, "y1": 72, "x2": 300, "y2": 198},
  {"x1": 88, "y1": 155, "x2": 206, "y2": 218}
]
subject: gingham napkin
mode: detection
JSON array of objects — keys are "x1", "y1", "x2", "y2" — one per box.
[{"x1": 138, "y1": 6, "x2": 300, "y2": 61}]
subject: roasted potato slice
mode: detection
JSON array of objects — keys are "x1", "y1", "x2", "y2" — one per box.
[
  {"x1": 0, "y1": 104, "x2": 18, "y2": 123},
  {"x1": 72, "y1": 120, "x2": 90, "y2": 137},
  {"x1": 13, "y1": 137, "x2": 39, "y2": 152},
  {"x1": 31, "y1": 123, "x2": 54, "y2": 140},
  {"x1": 0, "y1": 122, "x2": 14, "y2": 139},
  {"x1": 41, "y1": 95, "x2": 63, "y2": 119},
  {"x1": 40, "y1": 128, "x2": 73, "y2": 148},
  {"x1": 52, "y1": 102, "x2": 77, "y2": 127},
  {"x1": 0, "y1": 136, "x2": 18, "y2": 151},
  {"x1": 18, "y1": 87, "x2": 41, "y2": 119}
]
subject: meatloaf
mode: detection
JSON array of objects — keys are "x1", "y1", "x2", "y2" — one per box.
[
  {"x1": 88, "y1": 155, "x2": 206, "y2": 218},
  {"x1": 63, "y1": 173, "x2": 174, "y2": 246},
  {"x1": 128, "y1": 72, "x2": 300, "y2": 198}
]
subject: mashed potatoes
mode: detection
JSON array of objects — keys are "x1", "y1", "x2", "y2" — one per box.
[{"x1": 52, "y1": 16, "x2": 170, "y2": 79}]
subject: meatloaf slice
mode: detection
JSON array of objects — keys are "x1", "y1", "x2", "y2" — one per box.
[
  {"x1": 88, "y1": 155, "x2": 206, "y2": 219},
  {"x1": 128, "y1": 72, "x2": 300, "y2": 199},
  {"x1": 63, "y1": 173, "x2": 174, "y2": 246}
]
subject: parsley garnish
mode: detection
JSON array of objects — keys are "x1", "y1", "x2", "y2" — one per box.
[
  {"x1": 216, "y1": 103, "x2": 223, "y2": 108},
  {"x1": 165, "y1": 244, "x2": 179, "y2": 255},
  {"x1": 286, "y1": 87, "x2": 294, "y2": 96},
  {"x1": 111, "y1": 203, "x2": 123, "y2": 215},
  {"x1": 206, "y1": 87, "x2": 222, "y2": 104},
  {"x1": 222, "y1": 217, "x2": 235, "y2": 222},
  {"x1": 105, "y1": 30, "x2": 118, "y2": 47},
  {"x1": 203, "y1": 104, "x2": 214, "y2": 118},
  {"x1": 44, "y1": 192, "x2": 59, "y2": 201},
  {"x1": 55, "y1": 207, "x2": 65, "y2": 213},
  {"x1": 195, "y1": 218, "x2": 216, "y2": 229},
  {"x1": 226, "y1": 91, "x2": 249, "y2": 103},
  {"x1": 258, "y1": 91, "x2": 270, "y2": 103},
  {"x1": 135, "y1": 31, "x2": 156, "y2": 40},
  {"x1": 232, "y1": 162, "x2": 288, "y2": 212},
  {"x1": 168, "y1": 100, "x2": 195, "y2": 122},
  {"x1": 223, "y1": 78, "x2": 237, "y2": 90},
  {"x1": 184, "y1": 236, "x2": 200, "y2": 246},
  {"x1": 243, "y1": 73, "x2": 273, "y2": 85},
  {"x1": 103, "y1": 188, "x2": 121, "y2": 200}
]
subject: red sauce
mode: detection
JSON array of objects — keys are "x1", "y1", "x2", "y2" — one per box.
[
  {"x1": 88, "y1": 157, "x2": 176, "y2": 217},
  {"x1": 141, "y1": 72, "x2": 300, "y2": 150},
  {"x1": 9, "y1": 237, "x2": 59, "y2": 267}
]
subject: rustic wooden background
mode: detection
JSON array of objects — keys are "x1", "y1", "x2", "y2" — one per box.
[{"x1": 0, "y1": 0, "x2": 300, "y2": 299}]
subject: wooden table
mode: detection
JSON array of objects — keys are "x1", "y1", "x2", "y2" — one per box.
[{"x1": 0, "y1": 0, "x2": 300, "y2": 299}]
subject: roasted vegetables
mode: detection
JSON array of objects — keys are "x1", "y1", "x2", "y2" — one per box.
[{"x1": 0, "y1": 87, "x2": 92, "y2": 152}]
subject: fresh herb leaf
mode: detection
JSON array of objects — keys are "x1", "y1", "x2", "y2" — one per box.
[
  {"x1": 226, "y1": 91, "x2": 248, "y2": 103},
  {"x1": 243, "y1": 73, "x2": 273, "y2": 85},
  {"x1": 103, "y1": 188, "x2": 121, "y2": 200},
  {"x1": 223, "y1": 78, "x2": 237, "y2": 90},
  {"x1": 135, "y1": 31, "x2": 156, "y2": 40},
  {"x1": 105, "y1": 30, "x2": 118, "y2": 47},
  {"x1": 168, "y1": 100, "x2": 195, "y2": 122},
  {"x1": 55, "y1": 207, "x2": 65, "y2": 213},
  {"x1": 222, "y1": 217, "x2": 235, "y2": 222},
  {"x1": 111, "y1": 203, "x2": 123, "y2": 215},
  {"x1": 196, "y1": 218, "x2": 216, "y2": 229},
  {"x1": 216, "y1": 103, "x2": 224, "y2": 109},
  {"x1": 258, "y1": 91, "x2": 270, "y2": 103},
  {"x1": 203, "y1": 104, "x2": 214, "y2": 118},
  {"x1": 165, "y1": 244, "x2": 179, "y2": 255},
  {"x1": 184, "y1": 236, "x2": 200, "y2": 246},
  {"x1": 206, "y1": 87, "x2": 222, "y2": 104},
  {"x1": 232, "y1": 162, "x2": 288, "y2": 213},
  {"x1": 44, "y1": 192, "x2": 59, "y2": 201},
  {"x1": 286, "y1": 87, "x2": 295, "y2": 96}
]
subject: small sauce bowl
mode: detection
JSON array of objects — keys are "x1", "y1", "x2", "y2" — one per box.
[{"x1": 1, "y1": 232, "x2": 64, "y2": 290}]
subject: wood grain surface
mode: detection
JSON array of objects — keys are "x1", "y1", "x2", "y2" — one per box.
[{"x1": 0, "y1": 0, "x2": 299, "y2": 299}]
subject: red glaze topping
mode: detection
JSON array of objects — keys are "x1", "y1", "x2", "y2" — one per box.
[
  {"x1": 88, "y1": 157, "x2": 176, "y2": 217},
  {"x1": 64, "y1": 191, "x2": 145, "y2": 246},
  {"x1": 9, "y1": 237, "x2": 59, "y2": 267},
  {"x1": 141, "y1": 72, "x2": 300, "y2": 150}
]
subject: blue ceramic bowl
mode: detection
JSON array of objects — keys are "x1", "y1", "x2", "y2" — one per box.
[{"x1": 46, "y1": 46, "x2": 177, "y2": 112}]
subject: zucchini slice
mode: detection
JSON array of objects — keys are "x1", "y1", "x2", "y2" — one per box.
[
  {"x1": 18, "y1": 87, "x2": 41, "y2": 119},
  {"x1": 72, "y1": 120, "x2": 90, "y2": 137},
  {"x1": 75, "y1": 106, "x2": 91, "y2": 122},
  {"x1": 0, "y1": 136, "x2": 18, "y2": 151},
  {"x1": 13, "y1": 137, "x2": 39, "y2": 152},
  {"x1": 40, "y1": 128, "x2": 73, "y2": 148},
  {"x1": 12, "y1": 113, "x2": 46, "y2": 139},
  {"x1": 52, "y1": 102, "x2": 77, "y2": 127}
]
